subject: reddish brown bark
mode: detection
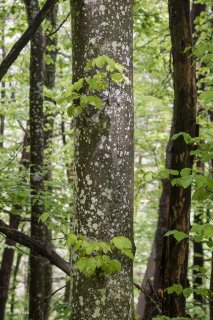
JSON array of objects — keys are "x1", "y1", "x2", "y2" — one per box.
[{"x1": 162, "y1": 0, "x2": 197, "y2": 316}]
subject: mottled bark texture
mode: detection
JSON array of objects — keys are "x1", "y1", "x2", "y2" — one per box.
[
  {"x1": 137, "y1": 132, "x2": 173, "y2": 319},
  {"x1": 25, "y1": 1, "x2": 45, "y2": 319},
  {"x1": 71, "y1": 1, "x2": 134, "y2": 319},
  {"x1": 162, "y1": 0, "x2": 197, "y2": 317},
  {"x1": 43, "y1": 5, "x2": 58, "y2": 319}
]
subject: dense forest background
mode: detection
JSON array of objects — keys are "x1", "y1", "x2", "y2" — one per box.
[{"x1": 0, "y1": 0, "x2": 212, "y2": 319}]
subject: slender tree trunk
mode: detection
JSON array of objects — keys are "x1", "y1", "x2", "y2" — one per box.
[
  {"x1": 42, "y1": 5, "x2": 58, "y2": 319},
  {"x1": 191, "y1": 2, "x2": 206, "y2": 308},
  {"x1": 25, "y1": 1, "x2": 45, "y2": 319},
  {"x1": 0, "y1": 0, "x2": 6, "y2": 149},
  {"x1": 162, "y1": 0, "x2": 197, "y2": 317},
  {"x1": 71, "y1": 1, "x2": 134, "y2": 319},
  {"x1": 9, "y1": 252, "x2": 22, "y2": 318},
  {"x1": 137, "y1": 135, "x2": 173, "y2": 319},
  {"x1": 0, "y1": 131, "x2": 29, "y2": 320}
]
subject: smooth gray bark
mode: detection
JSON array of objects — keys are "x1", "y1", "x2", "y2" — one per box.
[{"x1": 71, "y1": 1, "x2": 134, "y2": 319}]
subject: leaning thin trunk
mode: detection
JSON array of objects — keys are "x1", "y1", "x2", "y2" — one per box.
[
  {"x1": 162, "y1": 0, "x2": 197, "y2": 317},
  {"x1": 71, "y1": 0, "x2": 134, "y2": 319}
]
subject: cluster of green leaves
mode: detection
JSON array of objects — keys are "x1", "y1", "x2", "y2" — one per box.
[
  {"x1": 165, "y1": 281, "x2": 209, "y2": 301},
  {"x1": 66, "y1": 234, "x2": 134, "y2": 277},
  {"x1": 57, "y1": 55, "x2": 129, "y2": 118},
  {"x1": 165, "y1": 223, "x2": 213, "y2": 248}
]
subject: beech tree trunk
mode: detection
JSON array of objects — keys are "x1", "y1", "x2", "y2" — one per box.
[
  {"x1": 42, "y1": 5, "x2": 58, "y2": 319},
  {"x1": 162, "y1": 0, "x2": 197, "y2": 317},
  {"x1": 25, "y1": 1, "x2": 46, "y2": 319},
  {"x1": 71, "y1": 1, "x2": 134, "y2": 319}
]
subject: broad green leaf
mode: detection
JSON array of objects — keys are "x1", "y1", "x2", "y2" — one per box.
[
  {"x1": 110, "y1": 236, "x2": 132, "y2": 250},
  {"x1": 73, "y1": 78, "x2": 84, "y2": 92},
  {"x1": 39, "y1": 212, "x2": 49, "y2": 223},
  {"x1": 86, "y1": 96, "x2": 102, "y2": 109},
  {"x1": 166, "y1": 284, "x2": 183, "y2": 295},
  {"x1": 111, "y1": 73, "x2": 124, "y2": 84},
  {"x1": 165, "y1": 230, "x2": 189, "y2": 242},
  {"x1": 183, "y1": 287, "x2": 192, "y2": 298},
  {"x1": 67, "y1": 105, "x2": 83, "y2": 117}
]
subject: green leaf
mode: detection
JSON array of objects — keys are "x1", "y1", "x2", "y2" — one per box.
[
  {"x1": 166, "y1": 284, "x2": 183, "y2": 295},
  {"x1": 67, "y1": 105, "x2": 83, "y2": 117},
  {"x1": 73, "y1": 78, "x2": 84, "y2": 92},
  {"x1": 165, "y1": 230, "x2": 189, "y2": 242},
  {"x1": 171, "y1": 132, "x2": 192, "y2": 144},
  {"x1": 121, "y1": 248, "x2": 134, "y2": 259},
  {"x1": 199, "y1": 90, "x2": 213, "y2": 102},
  {"x1": 39, "y1": 212, "x2": 49, "y2": 223},
  {"x1": 66, "y1": 234, "x2": 78, "y2": 248},
  {"x1": 86, "y1": 96, "x2": 102, "y2": 109},
  {"x1": 183, "y1": 287, "x2": 192, "y2": 298},
  {"x1": 111, "y1": 73, "x2": 124, "y2": 84},
  {"x1": 110, "y1": 236, "x2": 132, "y2": 250},
  {"x1": 180, "y1": 168, "x2": 191, "y2": 177},
  {"x1": 94, "y1": 56, "x2": 107, "y2": 69},
  {"x1": 192, "y1": 187, "x2": 208, "y2": 201}
]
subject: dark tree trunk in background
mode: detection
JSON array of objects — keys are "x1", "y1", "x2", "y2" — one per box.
[
  {"x1": 42, "y1": 5, "x2": 58, "y2": 319},
  {"x1": 137, "y1": 125, "x2": 174, "y2": 319},
  {"x1": 0, "y1": 131, "x2": 29, "y2": 320},
  {"x1": 191, "y1": 2, "x2": 206, "y2": 308},
  {"x1": 0, "y1": 0, "x2": 6, "y2": 149},
  {"x1": 71, "y1": 0, "x2": 134, "y2": 319},
  {"x1": 25, "y1": 1, "x2": 45, "y2": 319},
  {"x1": 162, "y1": 0, "x2": 197, "y2": 317}
]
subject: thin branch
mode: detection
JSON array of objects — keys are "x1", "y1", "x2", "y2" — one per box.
[
  {"x1": 47, "y1": 12, "x2": 71, "y2": 37},
  {"x1": 0, "y1": 219, "x2": 70, "y2": 275},
  {"x1": 0, "y1": 0, "x2": 59, "y2": 82}
]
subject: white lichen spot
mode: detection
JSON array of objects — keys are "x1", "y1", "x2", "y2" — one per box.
[
  {"x1": 93, "y1": 223, "x2": 98, "y2": 230},
  {"x1": 79, "y1": 296, "x2": 84, "y2": 307},
  {"x1": 99, "y1": 4, "x2": 105, "y2": 12},
  {"x1": 112, "y1": 41, "x2": 118, "y2": 51},
  {"x1": 86, "y1": 175, "x2": 92, "y2": 185}
]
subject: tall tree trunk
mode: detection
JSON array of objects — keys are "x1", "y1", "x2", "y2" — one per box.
[
  {"x1": 0, "y1": 0, "x2": 6, "y2": 149},
  {"x1": 42, "y1": 5, "x2": 58, "y2": 319},
  {"x1": 25, "y1": 1, "x2": 45, "y2": 319},
  {"x1": 71, "y1": 1, "x2": 134, "y2": 319},
  {"x1": 191, "y1": 1, "x2": 206, "y2": 308},
  {"x1": 162, "y1": 0, "x2": 197, "y2": 317}
]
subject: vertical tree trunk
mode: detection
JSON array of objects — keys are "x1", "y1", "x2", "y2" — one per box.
[
  {"x1": 0, "y1": 0, "x2": 6, "y2": 149},
  {"x1": 9, "y1": 252, "x2": 22, "y2": 318},
  {"x1": 25, "y1": 1, "x2": 45, "y2": 319},
  {"x1": 137, "y1": 135, "x2": 173, "y2": 319},
  {"x1": 71, "y1": 1, "x2": 134, "y2": 319},
  {"x1": 42, "y1": 5, "x2": 58, "y2": 319},
  {"x1": 191, "y1": 2, "x2": 206, "y2": 308},
  {"x1": 162, "y1": 0, "x2": 197, "y2": 317}
]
